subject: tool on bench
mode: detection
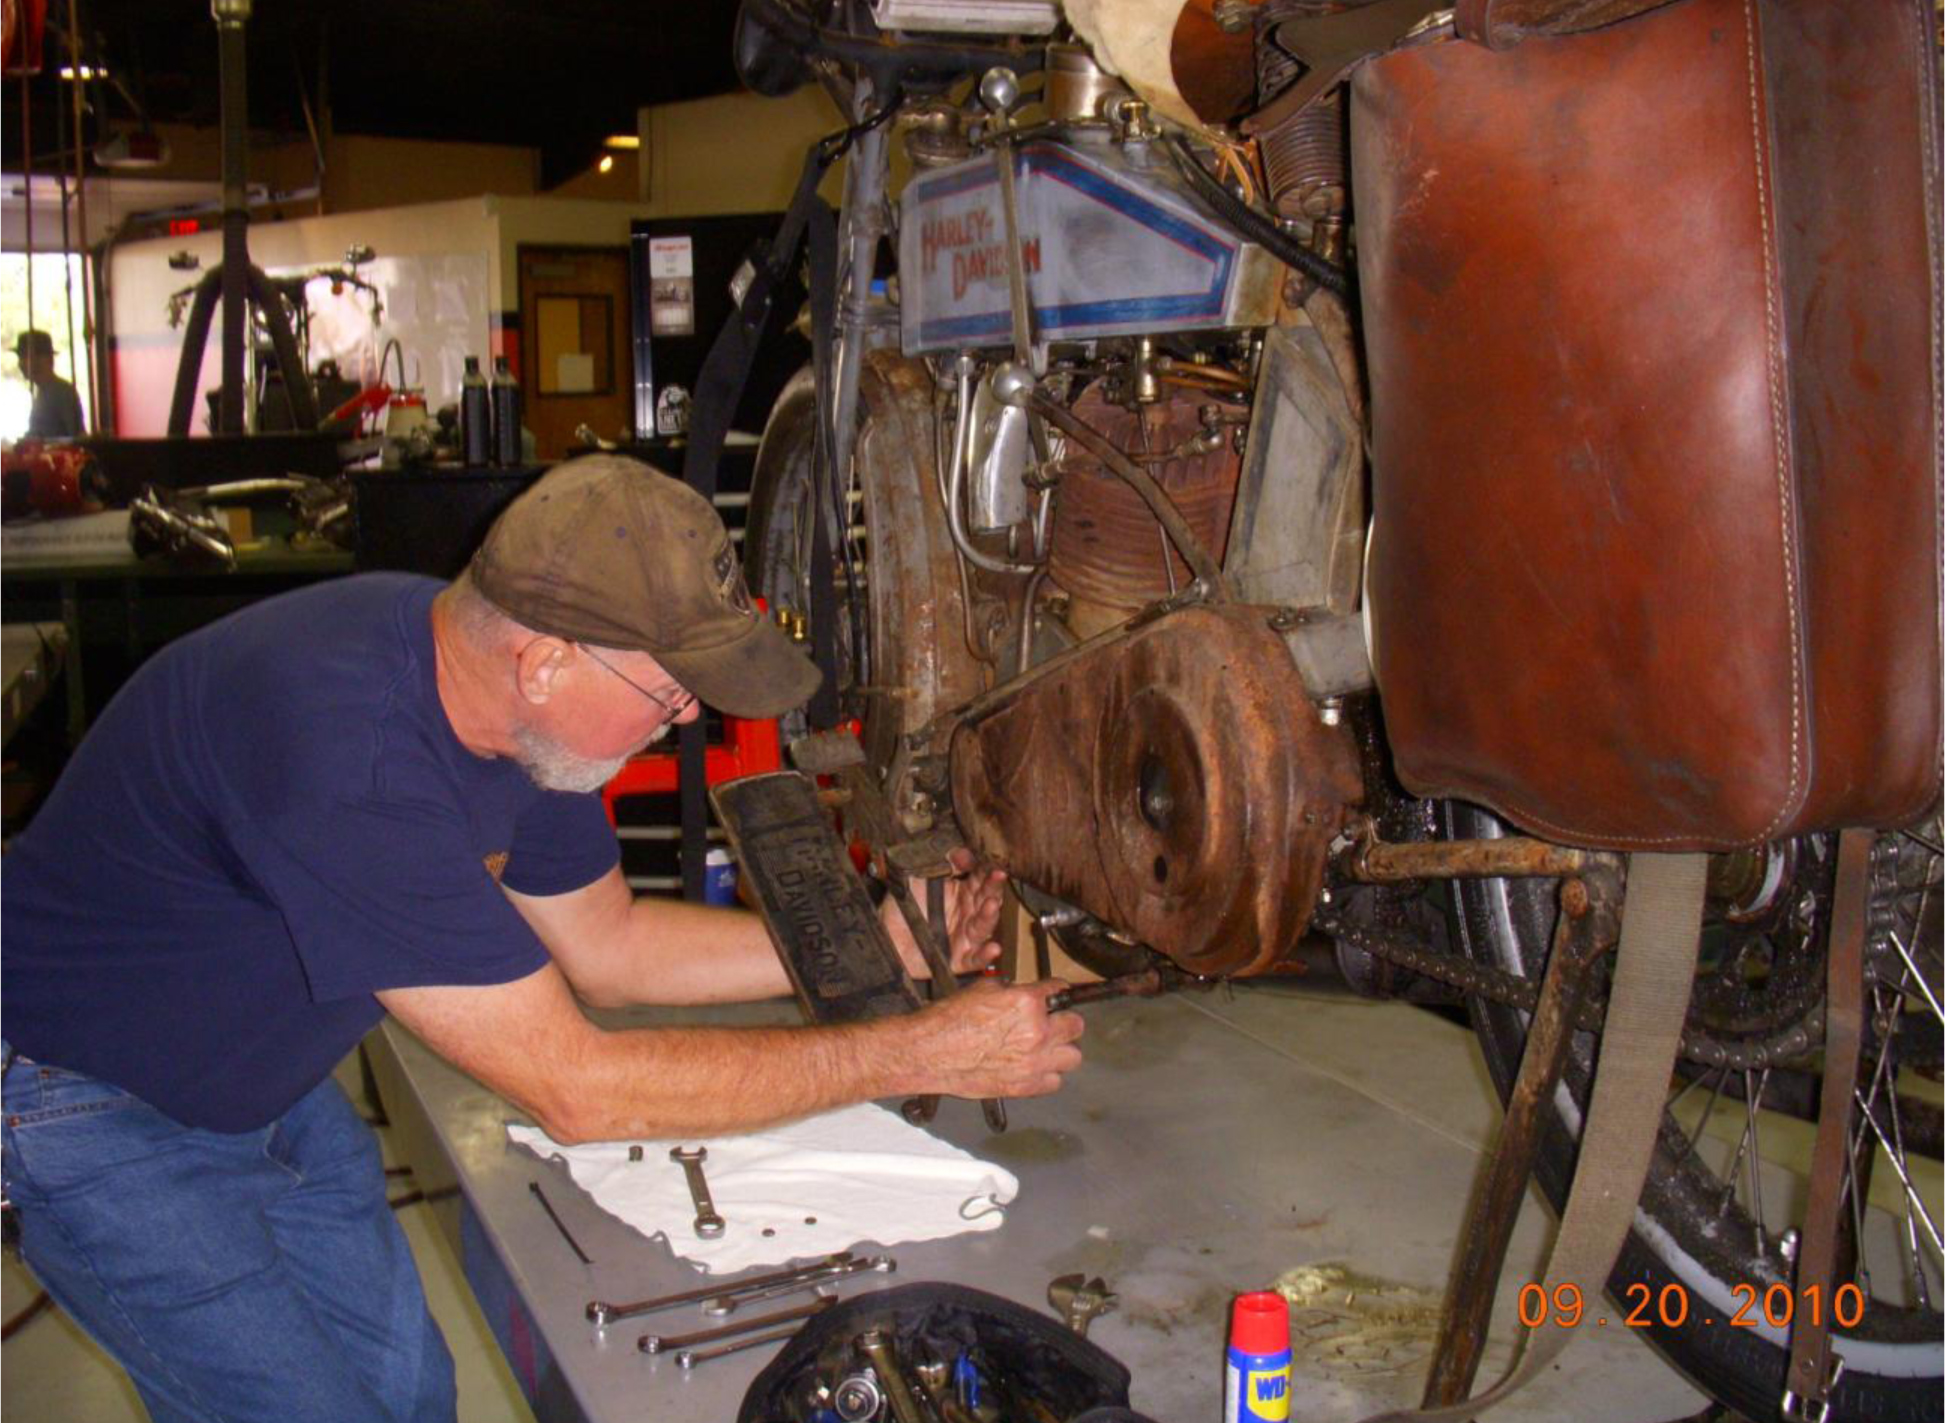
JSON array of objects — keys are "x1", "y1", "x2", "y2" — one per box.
[
  {"x1": 1048, "y1": 1274, "x2": 1118, "y2": 1338},
  {"x1": 638, "y1": 1292, "x2": 837, "y2": 1355},
  {"x1": 528, "y1": 1180, "x2": 593, "y2": 1265},
  {"x1": 677, "y1": 1322, "x2": 814, "y2": 1370},
  {"x1": 669, "y1": 1145, "x2": 726, "y2": 1238},
  {"x1": 586, "y1": 1250, "x2": 895, "y2": 1328},
  {"x1": 702, "y1": 1254, "x2": 895, "y2": 1315}
]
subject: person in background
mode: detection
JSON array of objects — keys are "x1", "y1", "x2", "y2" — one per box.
[{"x1": 14, "y1": 329, "x2": 84, "y2": 439}]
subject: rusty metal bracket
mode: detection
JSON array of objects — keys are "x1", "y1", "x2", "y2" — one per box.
[
  {"x1": 1781, "y1": 829, "x2": 1871, "y2": 1423},
  {"x1": 1420, "y1": 860, "x2": 1624, "y2": 1406},
  {"x1": 1337, "y1": 825, "x2": 1607, "y2": 883}
]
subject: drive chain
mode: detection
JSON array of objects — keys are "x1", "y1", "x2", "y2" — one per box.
[{"x1": 1317, "y1": 915, "x2": 1824, "y2": 1072}]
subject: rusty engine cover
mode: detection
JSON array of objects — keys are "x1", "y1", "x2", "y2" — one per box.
[{"x1": 949, "y1": 605, "x2": 1363, "y2": 976}]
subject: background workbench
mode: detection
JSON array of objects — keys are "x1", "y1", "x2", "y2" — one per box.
[{"x1": 365, "y1": 986, "x2": 1712, "y2": 1422}]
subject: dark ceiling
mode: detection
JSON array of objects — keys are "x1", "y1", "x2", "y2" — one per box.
[{"x1": 7, "y1": 1, "x2": 746, "y2": 189}]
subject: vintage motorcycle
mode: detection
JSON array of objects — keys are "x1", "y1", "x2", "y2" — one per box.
[{"x1": 716, "y1": 0, "x2": 1943, "y2": 1418}]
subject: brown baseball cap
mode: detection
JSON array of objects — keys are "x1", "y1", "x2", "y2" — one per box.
[{"x1": 470, "y1": 454, "x2": 821, "y2": 718}]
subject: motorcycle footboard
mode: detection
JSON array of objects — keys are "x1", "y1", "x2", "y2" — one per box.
[{"x1": 709, "y1": 771, "x2": 922, "y2": 1025}]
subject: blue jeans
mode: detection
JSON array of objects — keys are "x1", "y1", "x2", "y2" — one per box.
[{"x1": 1, "y1": 1050, "x2": 456, "y2": 1423}]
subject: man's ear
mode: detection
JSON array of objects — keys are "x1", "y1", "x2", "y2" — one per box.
[{"x1": 513, "y1": 637, "x2": 572, "y2": 705}]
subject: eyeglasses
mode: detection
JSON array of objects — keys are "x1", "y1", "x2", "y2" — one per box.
[{"x1": 577, "y1": 645, "x2": 697, "y2": 721}]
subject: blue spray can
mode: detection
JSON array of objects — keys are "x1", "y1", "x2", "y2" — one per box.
[{"x1": 1225, "y1": 1290, "x2": 1292, "y2": 1423}]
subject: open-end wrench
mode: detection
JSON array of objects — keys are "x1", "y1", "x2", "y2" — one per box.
[
  {"x1": 676, "y1": 1322, "x2": 810, "y2": 1369},
  {"x1": 639, "y1": 1292, "x2": 836, "y2": 1354},
  {"x1": 701, "y1": 1253, "x2": 895, "y2": 1315},
  {"x1": 670, "y1": 1145, "x2": 726, "y2": 1238},
  {"x1": 588, "y1": 1251, "x2": 860, "y2": 1327}
]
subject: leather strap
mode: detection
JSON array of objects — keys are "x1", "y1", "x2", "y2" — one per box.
[
  {"x1": 1781, "y1": 828, "x2": 1870, "y2": 1422},
  {"x1": 1361, "y1": 852, "x2": 1707, "y2": 1423}
]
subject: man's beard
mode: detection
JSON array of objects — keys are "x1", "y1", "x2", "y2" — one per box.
[{"x1": 512, "y1": 721, "x2": 670, "y2": 794}]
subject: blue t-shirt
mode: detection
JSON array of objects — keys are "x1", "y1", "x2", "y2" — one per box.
[{"x1": 1, "y1": 574, "x2": 620, "y2": 1132}]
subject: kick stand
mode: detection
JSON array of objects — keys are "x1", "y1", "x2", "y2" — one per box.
[{"x1": 1420, "y1": 862, "x2": 1624, "y2": 1408}]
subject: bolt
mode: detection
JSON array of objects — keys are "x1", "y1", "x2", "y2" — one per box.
[
  {"x1": 1213, "y1": 0, "x2": 1255, "y2": 33},
  {"x1": 979, "y1": 67, "x2": 1021, "y2": 117}
]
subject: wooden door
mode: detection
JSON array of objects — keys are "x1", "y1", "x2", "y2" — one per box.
[{"x1": 517, "y1": 246, "x2": 633, "y2": 459}]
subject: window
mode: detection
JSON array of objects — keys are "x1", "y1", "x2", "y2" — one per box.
[{"x1": 533, "y1": 293, "x2": 614, "y2": 396}]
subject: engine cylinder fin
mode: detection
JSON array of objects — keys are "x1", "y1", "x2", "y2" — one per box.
[{"x1": 1047, "y1": 382, "x2": 1244, "y2": 631}]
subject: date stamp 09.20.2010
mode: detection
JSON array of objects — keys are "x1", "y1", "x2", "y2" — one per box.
[{"x1": 1518, "y1": 1280, "x2": 1867, "y2": 1332}]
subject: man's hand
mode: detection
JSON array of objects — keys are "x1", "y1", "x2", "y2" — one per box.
[
  {"x1": 901, "y1": 979, "x2": 1085, "y2": 1100},
  {"x1": 881, "y1": 849, "x2": 1007, "y2": 981}
]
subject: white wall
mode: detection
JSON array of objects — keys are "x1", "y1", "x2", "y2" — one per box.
[{"x1": 107, "y1": 198, "x2": 498, "y2": 435}]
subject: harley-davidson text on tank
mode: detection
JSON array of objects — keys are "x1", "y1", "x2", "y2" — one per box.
[{"x1": 898, "y1": 138, "x2": 1280, "y2": 352}]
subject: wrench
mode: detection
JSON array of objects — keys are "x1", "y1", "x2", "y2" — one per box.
[
  {"x1": 670, "y1": 1145, "x2": 726, "y2": 1238},
  {"x1": 702, "y1": 1253, "x2": 895, "y2": 1315},
  {"x1": 677, "y1": 1322, "x2": 809, "y2": 1369},
  {"x1": 588, "y1": 1250, "x2": 860, "y2": 1327},
  {"x1": 638, "y1": 1292, "x2": 836, "y2": 1354}
]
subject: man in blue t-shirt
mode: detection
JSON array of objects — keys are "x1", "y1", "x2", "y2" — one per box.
[{"x1": 1, "y1": 455, "x2": 1084, "y2": 1422}]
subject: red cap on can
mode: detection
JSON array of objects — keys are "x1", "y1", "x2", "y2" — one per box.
[{"x1": 1229, "y1": 1291, "x2": 1290, "y2": 1354}]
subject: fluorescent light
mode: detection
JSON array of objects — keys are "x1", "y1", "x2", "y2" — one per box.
[
  {"x1": 597, "y1": 155, "x2": 615, "y2": 174},
  {"x1": 604, "y1": 134, "x2": 641, "y2": 150}
]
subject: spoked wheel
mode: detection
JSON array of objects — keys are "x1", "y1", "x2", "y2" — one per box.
[
  {"x1": 744, "y1": 355, "x2": 983, "y2": 789},
  {"x1": 1452, "y1": 803, "x2": 1944, "y2": 1422}
]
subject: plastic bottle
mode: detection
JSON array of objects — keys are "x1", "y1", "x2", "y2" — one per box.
[
  {"x1": 490, "y1": 356, "x2": 522, "y2": 466},
  {"x1": 702, "y1": 848, "x2": 739, "y2": 906},
  {"x1": 1224, "y1": 1291, "x2": 1292, "y2": 1423},
  {"x1": 459, "y1": 356, "x2": 490, "y2": 466}
]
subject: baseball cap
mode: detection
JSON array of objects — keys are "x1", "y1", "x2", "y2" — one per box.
[
  {"x1": 13, "y1": 330, "x2": 54, "y2": 358},
  {"x1": 470, "y1": 454, "x2": 822, "y2": 718}
]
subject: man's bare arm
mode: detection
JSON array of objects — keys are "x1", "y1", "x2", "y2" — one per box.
[
  {"x1": 377, "y1": 962, "x2": 1082, "y2": 1144},
  {"x1": 505, "y1": 867, "x2": 794, "y2": 1007},
  {"x1": 505, "y1": 862, "x2": 1007, "y2": 1010}
]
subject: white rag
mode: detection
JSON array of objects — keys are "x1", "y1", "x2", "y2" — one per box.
[{"x1": 507, "y1": 1102, "x2": 1019, "y2": 1274}]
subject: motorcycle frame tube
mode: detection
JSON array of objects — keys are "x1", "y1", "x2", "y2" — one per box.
[{"x1": 828, "y1": 76, "x2": 890, "y2": 509}]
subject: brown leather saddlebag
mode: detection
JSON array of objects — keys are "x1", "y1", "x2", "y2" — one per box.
[{"x1": 1352, "y1": 0, "x2": 1941, "y2": 851}]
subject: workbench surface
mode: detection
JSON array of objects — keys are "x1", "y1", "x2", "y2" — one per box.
[{"x1": 369, "y1": 986, "x2": 1709, "y2": 1422}]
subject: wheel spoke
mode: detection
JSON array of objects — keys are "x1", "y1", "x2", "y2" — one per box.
[
  {"x1": 1717, "y1": 1080, "x2": 1757, "y2": 1220},
  {"x1": 1741, "y1": 1067, "x2": 1771, "y2": 1250},
  {"x1": 1666, "y1": 1063, "x2": 1712, "y2": 1119},
  {"x1": 1853, "y1": 1089, "x2": 1945, "y2": 1261},
  {"x1": 1884, "y1": 927, "x2": 1944, "y2": 1028},
  {"x1": 1879, "y1": 1046, "x2": 1935, "y2": 1310},
  {"x1": 1688, "y1": 1065, "x2": 1729, "y2": 1159}
]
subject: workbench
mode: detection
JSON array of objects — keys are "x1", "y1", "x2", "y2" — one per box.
[
  {"x1": 368, "y1": 984, "x2": 1711, "y2": 1422},
  {"x1": 1, "y1": 516, "x2": 352, "y2": 741}
]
